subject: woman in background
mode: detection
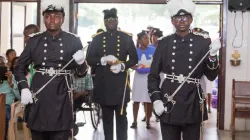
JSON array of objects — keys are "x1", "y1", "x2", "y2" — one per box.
[
  {"x1": 148, "y1": 28, "x2": 165, "y2": 86},
  {"x1": 148, "y1": 28, "x2": 163, "y2": 48},
  {"x1": 0, "y1": 56, "x2": 20, "y2": 140},
  {"x1": 5, "y1": 49, "x2": 16, "y2": 69},
  {"x1": 200, "y1": 75, "x2": 213, "y2": 113},
  {"x1": 10, "y1": 57, "x2": 19, "y2": 73},
  {"x1": 131, "y1": 31, "x2": 155, "y2": 129},
  {"x1": 146, "y1": 25, "x2": 154, "y2": 44},
  {"x1": 146, "y1": 28, "x2": 165, "y2": 122}
]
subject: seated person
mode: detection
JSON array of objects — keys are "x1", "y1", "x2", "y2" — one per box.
[
  {"x1": 0, "y1": 56, "x2": 20, "y2": 140},
  {"x1": 72, "y1": 71, "x2": 93, "y2": 123}
]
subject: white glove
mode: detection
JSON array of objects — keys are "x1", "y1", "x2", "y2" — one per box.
[
  {"x1": 153, "y1": 100, "x2": 165, "y2": 116},
  {"x1": 110, "y1": 63, "x2": 125, "y2": 74},
  {"x1": 209, "y1": 38, "x2": 221, "y2": 56},
  {"x1": 73, "y1": 50, "x2": 85, "y2": 65},
  {"x1": 106, "y1": 55, "x2": 118, "y2": 62},
  {"x1": 21, "y1": 88, "x2": 33, "y2": 105},
  {"x1": 100, "y1": 55, "x2": 118, "y2": 66},
  {"x1": 101, "y1": 56, "x2": 108, "y2": 66}
]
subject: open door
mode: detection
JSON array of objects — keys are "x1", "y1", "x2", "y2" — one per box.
[{"x1": 74, "y1": 0, "x2": 224, "y2": 130}]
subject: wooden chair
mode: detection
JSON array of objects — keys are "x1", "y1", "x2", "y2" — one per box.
[
  {"x1": 231, "y1": 79, "x2": 250, "y2": 135},
  {"x1": 8, "y1": 101, "x2": 30, "y2": 140},
  {"x1": 0, "y1": 94, "x2": 6, "y2": 140}
]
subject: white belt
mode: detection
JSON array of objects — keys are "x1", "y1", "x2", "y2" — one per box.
[
  {"x1": 36, "y1": 68, "x2": 71, "y2": 76},
  {"x1": 166, "y1": 74, "x2": 200, "y2": 84}
]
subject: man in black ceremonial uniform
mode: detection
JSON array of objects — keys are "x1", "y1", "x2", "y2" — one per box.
[
  {"x1": 86, "y1": 8, "x2": 138, "y2": 140},
  {"x1": 148, "y1": 0, "x2": 221, "y2": 140},
  {"x1": 14, "y1": 1, "x2": 87, "y2": 139}
]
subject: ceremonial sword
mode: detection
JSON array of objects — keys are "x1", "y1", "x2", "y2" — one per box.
[
  {"x1": 163, "y1": 48, "x2": 212, "y2": 113},
  {"x1": 32, "y1": 45, "x2": 88, "y2": 99}
]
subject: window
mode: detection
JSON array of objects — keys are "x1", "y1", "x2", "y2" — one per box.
[{"x1": 12, "y1": 2, "x2": 37, "y2": 56}]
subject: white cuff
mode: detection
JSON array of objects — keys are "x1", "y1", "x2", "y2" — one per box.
[
  {"x1": 121, "y1": 63, "x2": 125, "y2": 72},
  {"x1": 149, "y1": 91, "x2": 160, "y2": 97},
  {"x1": 101, "y1": 57, "x2": 107, "y2": 66},
  {"x1": 209, "y1": 57, "x2": 216, "y2": 62}
]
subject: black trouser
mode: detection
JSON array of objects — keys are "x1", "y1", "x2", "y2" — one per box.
[
  {"x1": 101, "y1": 104, "x2": 128, "y2": 140},
  {"x1": 160, "y1": 122, "x2": 201, "y2": 140},
  {"x1": 30, "y1": 129, "x2": 70, "y2": 140}
]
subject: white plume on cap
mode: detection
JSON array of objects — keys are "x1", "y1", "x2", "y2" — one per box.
[
  {"x1": 182, "y1": 0, "x2": 196, "y2": 16},
  {"x1": 166, "y1": 0, "x2": 196, "y2": 17},
  {"x1": 41, "y1": 0, "x2": 66, "y2": 11}
]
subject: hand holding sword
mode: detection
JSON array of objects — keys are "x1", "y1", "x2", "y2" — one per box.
[
  {"x1": 153, "y1": 37, "x2": 222, "y2": 115},
  {"x1": 21, "y1": 46, "x2": 88, "y2": 107}
]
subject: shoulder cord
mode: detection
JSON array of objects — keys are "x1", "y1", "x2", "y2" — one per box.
[{"x1": 65, "y1": 73, "x2": 74, "y2": 140}]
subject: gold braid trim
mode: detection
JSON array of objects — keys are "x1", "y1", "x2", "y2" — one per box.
[{"x1": 91, "y1": 31, "x2": 104, "y2": 38}]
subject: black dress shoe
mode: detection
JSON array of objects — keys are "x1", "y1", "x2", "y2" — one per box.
[
  {"x1": 146, "y1": 122, "x2": 151, "y2": 129},
  {"x1": 142, "y1": 116, "x2": 146, "y2": 121},
  {"x1": 130, "y1": 122, "x2": 137, "y2": 129}
]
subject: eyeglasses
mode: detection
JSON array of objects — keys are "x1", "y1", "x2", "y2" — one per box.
[
  {"x1": 173, "y1": 16, "x2": 191, "y2": 22},
  {"x1": 104, "y1": 18, "x2": 117, "y2": 22}
]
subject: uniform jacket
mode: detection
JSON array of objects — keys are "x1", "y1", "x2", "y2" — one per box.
[
  {"x1": 86, "y1": 31, "x2": 138, "y2": 105},
  {"x1": 148, "y1": 31, "x2": 219, "y2": 125},
  {"x1": 14, "y1": 30, "x2": 88, "y2": 131}
]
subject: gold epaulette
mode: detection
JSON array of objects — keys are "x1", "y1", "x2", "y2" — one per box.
[
  {"x1": 158, "y1": 36, "x2": 165, "y2": 41},
  {"x1": 120, "y1": 30, "x2": 133, "y2": 36},
  {"x1": 192, "y1": 27, "x2": 210, "y2": 39},
  {"x1": 91, "y1": 31, "x2": 104, "y2": 38},
  {"x1": 28, "y1": 32, "x2": 43, "y2": 37},
  {"x1": 192, "y1": 27, "x2": 203, "y2": 32}
]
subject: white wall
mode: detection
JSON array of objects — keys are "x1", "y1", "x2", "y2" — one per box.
[{"x1": 225, "y1": 11, "x2": 250, "y2": 131}]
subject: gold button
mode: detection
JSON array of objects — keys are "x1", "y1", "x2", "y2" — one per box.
[
  {"x1": 104, "y1": 54, "x2": 106, "y2": 56},
  {"x1": 103, "y1": 37, "x2": 106, "y2": 39},
  {"x1": 117, "y1": 53, "x2": 119, "y2": 56},
  {"x1": 117, "y1": 49, "x2": 120, "y2": 51},
  {"x1": 104, "y1": 50, "x2": 106, "y2": 52},
  {"x1": 118, "y1": 40, "x2": 120, "y2": 42},
  {"x1": 103, "y1": 40, "x2": 106, "y2": 43},
  {"x1": 117, "y1": 44, "x2": 120, "y2": 47},
  {"x1": 117, "y1": 36, "x2": 120, "y2": 38},
  {"x1": 103, "y1": 45, "x2": 106, "y2": 47}
]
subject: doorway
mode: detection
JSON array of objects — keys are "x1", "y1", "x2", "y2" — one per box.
[{"x1": 74, "y1": 0, "x2": 223, "y2": 129}]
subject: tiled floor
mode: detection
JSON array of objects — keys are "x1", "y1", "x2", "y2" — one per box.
[
  {"x1": 15, "y1": 102, "x2": 250, "y2": 140},
  {"x1": 73, "y1": 102, "x2": 250, "y2": 140}
]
